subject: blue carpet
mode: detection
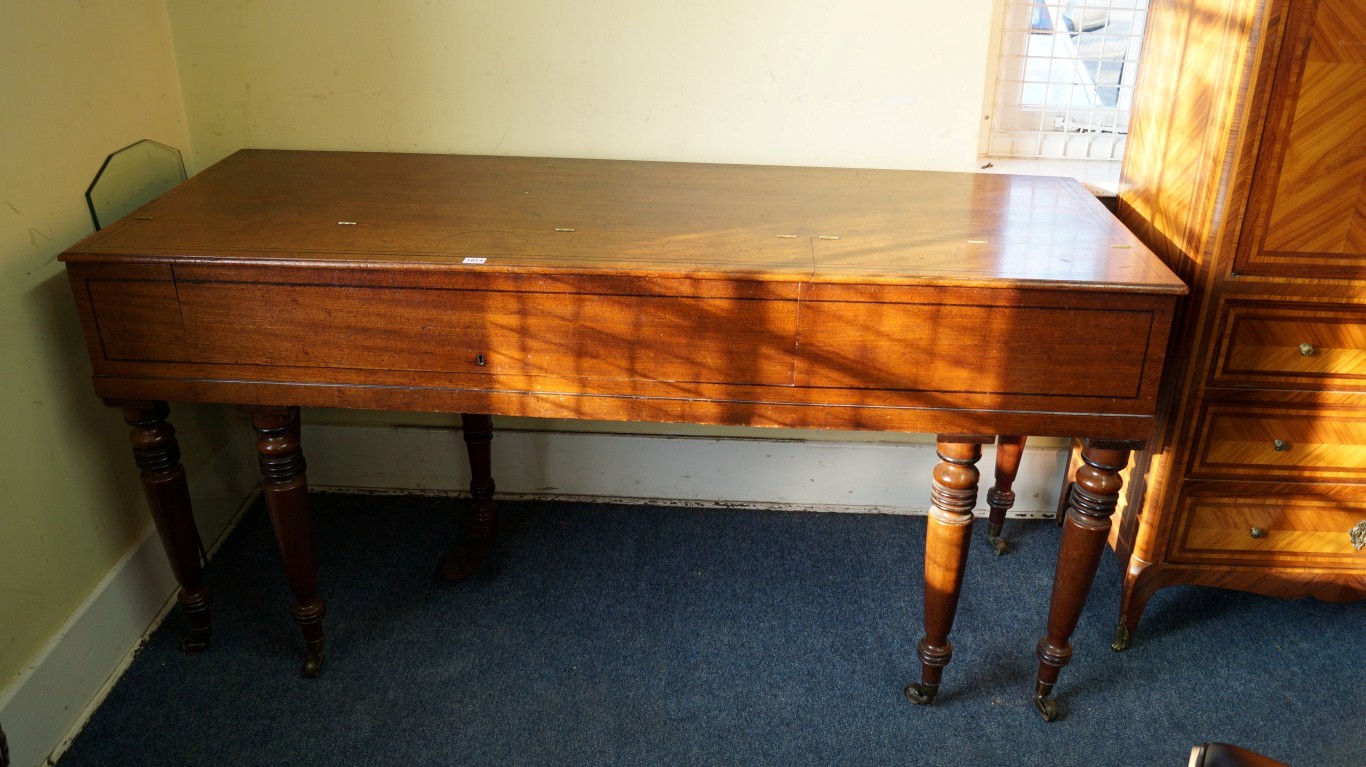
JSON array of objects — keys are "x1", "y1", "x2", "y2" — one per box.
[{"x1": 58, "y1": 493, "x2": 1363, "y2": 766}]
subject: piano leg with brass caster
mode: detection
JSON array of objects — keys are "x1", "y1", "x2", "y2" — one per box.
[{"x1": 985, "y1": 435, "x2": 1026, "y2": 555}]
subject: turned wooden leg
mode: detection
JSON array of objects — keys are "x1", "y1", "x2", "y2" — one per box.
[
  {"x1": 119, "y1": 401, "x2": 211, "y2": 653},
  {"x1": 1055, "y1": 439, "x2": 1084, "y2": 528},
  {"x1": 906, "y1": 435, "x2": 989, "y2": 705},
  {"x1": 1032, "y1": 439, "x2": 1137, "y2": 721},
  {"x1": 985, "y1": 435, "x2": 1026, "y2": 555},
  {"x1": 441, "y1": 413, "x2": 498, "y2": 581},
  {"x1": 246, "y1": 406, "x2": 325, "y2": 677}
]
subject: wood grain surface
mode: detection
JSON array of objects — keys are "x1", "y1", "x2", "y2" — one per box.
[
  {"x1": 1249, "y1": 0, "x2": 1366, "y2": 276},
  {"x1": 1191, "y1": 402, "x2": 1366, "y2": 481},
  {"x1": 62, "y1": 150, "x2": 1181, "y2": 440},
  {"x1": 1211, "y1": 298, "x2": 1366, "y2": 389},
  {"x1": 1240, "y1": 0, "x2": 1366, "y2": 277},
  {"x1": 1175, "y1": 492, "x2": 1366, "y2": 564},
  {"x1": 1111, "y1": 0, "x2": 1366, "y2": 645},
  {"x1": 65, "y1": 150, "x2": 1184, "y2": 292}
]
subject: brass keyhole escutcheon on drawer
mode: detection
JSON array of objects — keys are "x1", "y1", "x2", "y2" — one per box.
[
  {"x1": 1298, "y1": 342, "x2": 1315, "y2": 356},
  {"x1": 1272, "y1": 439, "x2": 1290, "y2": 451},
  {"x1": 1250, "y1": 527, "x2": 1268, "y2": 539},
  {"x1": 475, "y1": 353, "x2": 487, "y2": 366},
  {"x1": 1352, "y1": 521, "x2": 1366, "y2": 551}
]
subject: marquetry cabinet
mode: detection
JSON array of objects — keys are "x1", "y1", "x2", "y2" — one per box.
[{"x1": 1109, "y1": 0, "x2": 1366, "y2": 647}]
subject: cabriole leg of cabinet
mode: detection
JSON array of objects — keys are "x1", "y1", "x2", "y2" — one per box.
[
  {"x1": 1033, "y1": 439, "x2": 1137, "y2": 721},
  {"x1": 442, "y1": 413, "x2": 498, "y2": 581},
  {"x1": 906, "y1": 435, "x2": 988, "y2": 706},
  {"x1": 245, "y1": 406, "x2": 326, "y2": 678},
  {"x1": 986, "y1": 435, "x2": 1026, "y2": 555},
  {"x1": 118, "y1": 400, "x2": 211, "y2": 653},
  {"x1": 1112, "y1": 559, "x2": 1177, "y2": 651}
]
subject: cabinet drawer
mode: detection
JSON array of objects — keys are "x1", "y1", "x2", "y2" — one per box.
[
  {"x1": 1190, "y1": 403, "x2": 1366, "y2": 481},
  {"x1": 1211, "y1": 300, "x2": 1366, "y2": 390},
  {"x1": 1173, "y1": 494, "x2": 1366, "y2": 567}
]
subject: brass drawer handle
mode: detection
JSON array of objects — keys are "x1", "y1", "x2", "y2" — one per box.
[
  {"x1": 1250, "y1": 527, "x2": 1268, "y2": 539},
  {"x1": 1272, "y1": 439, "x2": 1290, "y2": 451},
  {"x1": 1299, "y1": 342, "x2": 1315, "y2": 356},
  {"x1": 1351, "y1": 521, "x2": 1365, "y2": 551}
]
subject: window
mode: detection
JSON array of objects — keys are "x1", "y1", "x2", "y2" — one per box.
[{"x1": 985, "y1": 0, "x2": 1150, "y2": 161}]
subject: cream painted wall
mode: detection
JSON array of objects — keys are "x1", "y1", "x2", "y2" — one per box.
[
  {"x1": 0, "y1": 2, "x2": 249, "y2": 688},
  {"x1": 168, "y1": 0, "x2": 995, "y2": 172}
]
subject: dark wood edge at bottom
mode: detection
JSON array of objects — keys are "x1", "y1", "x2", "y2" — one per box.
[{"x1": 89, "y1": 376, "x2": 1159, "y2": 441}]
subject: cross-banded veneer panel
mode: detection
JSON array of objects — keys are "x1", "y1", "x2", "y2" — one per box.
[
  {"x1": 1238, "y1": 0, "x2": 1366, "y2": 277},
  {"x1": 1191, "y1": 402, "x2": 1366, "y2": 482},
  {"x1": 1210, "y1": 299, "x2": 1366, "y2": 390},
  {"x1": 1174, "y1": 492, "x2": 1366, "y2": 566}
]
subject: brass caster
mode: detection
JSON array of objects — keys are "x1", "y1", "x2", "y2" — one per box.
[
  {"x1": 303, "y1": 650, "x2": 325, "y2": 678},
  {"x1": 1111, "y1": 619, "x2": 1132, "y2": 652},
  {"x1": 179, "y1": 629, "x2": 210, "y2": 653},
  {"x1": 904, "y1": 682, "x2": 938, "y2": 705},
  {"x1": 302, "y1": 638, "x2": 325, "y2": 678},
  {"x1": 988, "y1": 536, "x2": 1008, "y2": 556},
  {"x1": 1034, "y1": 695, "x2": 1060, "y2": 722}
]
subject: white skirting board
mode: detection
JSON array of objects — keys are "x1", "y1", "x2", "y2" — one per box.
[
  {"x1": 302, "y1": 425, "x2": 1071, "y2": 516},
  {"x1": 0, "y1": 430, "x2": 258, "y2": 767}
]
